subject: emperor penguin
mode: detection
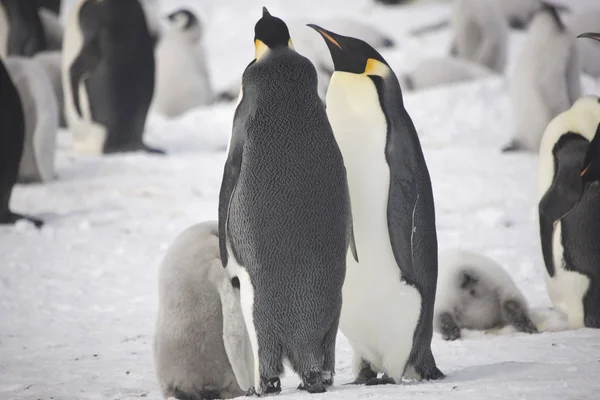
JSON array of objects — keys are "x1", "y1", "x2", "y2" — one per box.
[
  {"x1": 154, "y1": 220, "x2": 254, "y2": 400},
  {"x1": 5, "y1": 56, "x2": 58, "y2": 184},
  {"x1": 38, "y1": 7, "x2": 64, "y2": 51},
  {"x1": 449, "y1": 0, "x2": 509, "y2": 74},
  {"x1": 219, "y1": 8, "x2": 350, "y2": 395},
  {"x1": 151, "y1": 9, "x2": 214, "y2": 118},
  {"x1": 538, "y1": 95, "x2": 600, "y2": 329},
  {"x1": 503, "y1": 2, "x2": 581, "y2": 153},
  {"x1": 434, "y1": 249, "x2": 538, "y2": 341},
  {"x1": 0, "y1": 0, "x2": 47, "y2": 57},
  {"x1": 34, "y1": 50, "x2": 67, "y2": 128},
  {"x1": 62, "y1": 0, "x2": 163, "y2": 154},
  {"x1": 0, "y1": 58, "x2": 44, "y2": 228},
  {"x1": 570, "y1": 16, "x2": 600, "y2": 79},
  {"x1": 309, "y1": 25, "x2": 444, "y2": 384},
  {"x1": 498, "y1": 0, "x2": 542, "y2": 29}
]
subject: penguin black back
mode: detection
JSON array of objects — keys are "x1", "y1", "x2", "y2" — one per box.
[{"x1": 2, "y1": 0, "x2": 46, "y2": 56}]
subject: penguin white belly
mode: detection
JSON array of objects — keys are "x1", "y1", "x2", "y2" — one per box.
[
  {"x1": 327, "y1": 73, "x2": 421, "y2": 379},
  {"x1": 546, "y1": 222, "x2": 590, "y2": 328},
  {"x1": 61, "y1": 1, "x2": 106, "y2": 154}
]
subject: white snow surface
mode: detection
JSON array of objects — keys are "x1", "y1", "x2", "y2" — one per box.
[{"x1": 2, "y1": 0, "x2": 600, "y2": 399}]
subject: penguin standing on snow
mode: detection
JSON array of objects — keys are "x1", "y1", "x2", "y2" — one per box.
[
  {"x1": 538, "y1": 95, "x2": 600, "y2": 329},
  {"x1": 151, "y1": 8, "x2": 214, "y2": 118},
  {"x1": 309, "y1": 25, "x2": 444, "y2": 384},
  {"x1": 503, "y1": 3, "x2": 581, "y2": 153},
  {"x1": 62, "y1": 0, "x2": 162, "y2": 154},
  {"x1": 0, "y1": 58, "x2": 43, "y2": 228},
  {"x1": 434, "y1": 249, "x2": 538, "y2": 341},
  {"x1": 219, "y1": 8, "x2": 350, "y2": 395},
  {"x1": 0, "y1": 0, "x2": 47, "y2": 57},
  {"x1": 154, "y1": 220, "x2": 254, "y2": 400}
]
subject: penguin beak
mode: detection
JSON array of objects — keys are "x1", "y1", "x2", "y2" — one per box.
[
  {"x1": 307, "y1": 24, "x2": 343, "y2": 50},
  {"x1": 577, "y1": 32, "x2": 600, "y2": 42}
]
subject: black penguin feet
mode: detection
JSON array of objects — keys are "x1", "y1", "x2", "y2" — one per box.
[
  {"x1": 347, "y1": 363, "x2": 377, "y2": 385},
  {"x1": 321, "y1": 370, "x2": 334, "y2": 387},
  {"x1": 140, "y1": 143, "x2": 166, "y2": 155},
  {"x1": 413, "y1": 363, "x2": 445, "y2": 381},
  {"x1": 298, "y1": 370, "x2": 326, "y2": 394},
  {"x1": 503, "y1": 300, "x2": 538, "y2": 334},
  {"x1": 0, "y1": 211, "x2": 44, "y2": 228},
  {"x1": 440, "y1": 312, "x2": 461, "y2": 341},
  {"x1": 246, "y1": 377, "x2": 280, "y2": 397},
  {"x1": 365, "y1": 374, "x2": 396, "y2": 386}
]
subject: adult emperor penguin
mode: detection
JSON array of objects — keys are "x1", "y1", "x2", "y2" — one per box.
[
  {"x1": 219, "y1": 7, "x2": 350, "y2": 395},
  {"x1": 0, "y1": 58, "x2": 44, "y2": 228},
  {"x1": 503, "y1": 2, "x2": 581, "y2": 153},
  {"x1": 0, "y1": 0, "x2": 47, "y2": 57},
  {"x1": 34, "y1": 50, "x2": 67, "y2": 128},
  {"x1": 62, "y1": 0, "x2": 163, "y2": 154},
  {"x1": 309, "y1": 25, "x2": 444, "y2": 384},
  {"x1": 538, "y1": 95, "x2": 600, "y2": 329},
  {"x1": 151, "y1": 8, "x2": 214, "y2": 118},
  {"x1": 434, "y1": 249, "x2": 537, "y2": 340},
  {"x1": 154, "y1": 220, "x2": 254, "y2": 400},
  {"x1": 5, "y1": 56, "x2": 58, "y2": 184}
]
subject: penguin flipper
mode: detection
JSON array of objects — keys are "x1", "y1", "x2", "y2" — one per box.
[{"x1": 538, "y1": 133, "x2": 588, "y2": 277}]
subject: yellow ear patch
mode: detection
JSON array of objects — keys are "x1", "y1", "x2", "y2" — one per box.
[
  {"x1": 581, "y1": 165, "x2": 591, "y2": 176},
  {"x1": 364, "y1": 58, "x2": 389, "y2": 77},
  {"x1": 288, "y1": 39, "x2": 295, "y2": 49},
  {"x1": 255, "y1": 39, "x2": 269, "y2": 60}
]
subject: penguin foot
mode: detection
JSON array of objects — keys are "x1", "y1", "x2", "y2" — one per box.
[
  {"x1": 346, "y1": 365, "x2": 377, "y2": 385},
  {"x1": 440, "y1": 312, "x2": 461, "y2": 341},
  {"x1": 246, "y1": 377, "x2": 281, "y2": 397},
  {"x1": 503, "y1": 300, "x2": 538, "y2": 334},
  {"x1": 140, "y1": 143, "x2": 166, "y2": 155},
  {"x1": 298, "y1": 370, "x2": 326, "y2": 394},
  {"x1": 365, "y1": 374, "x2": 396, "y2": 386},
  {"x1": 0, "y1": 211, "x2": 44, "y2": 228},
  {"x1": 414, "y1": 364, "x2": 445, "y2": 381},
  {"x1": 321, "y1": 370, "x2": 334, "y2": 387}
]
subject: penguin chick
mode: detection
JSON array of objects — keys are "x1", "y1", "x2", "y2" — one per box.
[
  {"x1": 434, "y1": 249, "x2": 538, "y2": 341},
  {"x1": 503, "y1": 2, "x2": 581, "y2": 153},
  {"x1": 449, "y1": 0, "x2": 509, "y2": 74},
  {"x1": 154, "y1": 220, "x2": 254, "y2": 400},
  {"x1": 399, "y1": 56, "x2": 495, "y2": 92},
  {"x1": 152, "y1": 8, "x2": 214, "y2": 118}
]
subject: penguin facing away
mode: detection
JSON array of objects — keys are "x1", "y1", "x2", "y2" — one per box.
[
  {"x1": 154, "y1": 220, "x2": 254, "y2": 400},
  {"x1": 151, "y1": 8, "x2": 214, "y2": 118},
  {"x1": 538, "y1": 95, "x2": 600, "y2": 329},
  {"x1": 62, "y1": 0, "x2": 163, "y2": 155},
  {"x1": 0, "y1": 58, "x2": 44, "y2": 228},
  {"x1": 434, "y1": 249, "x2": 538, "y2": 341},
  {"x1": 5, "y1": 56, "x2": 59, "y2": 184},
  {"x1": 449, "y1": 0, "x2": 509, "y2": 74},
  {"x1": 309, "y1": 25, "x2": 444, "y2": 384},
  {"x1": 1, "y1": 0, "x2": 47, "y2": 57},
  {"x1": 503, "y1": 2, "x2": 581, "y2": 153},
  {"x1": 218, "y1": 7, "x2": 350, "y2": 395}
]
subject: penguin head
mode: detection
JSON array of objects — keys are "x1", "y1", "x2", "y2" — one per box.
[
  {"x1": 536, "y1": 1, "x2": 565, "y2": 31},
  {"x1": 167, "y1": 9, "x2": 199, "y2": 31},
  {"x1": 578, "y1": 32, "x2": 600, "y2": 43},
  {"x1": 307, "y1": 24, "x2": 390, "y2": 78},
  {"x1": 253, "y1": 7, "x2": 294, "y2": 61}
]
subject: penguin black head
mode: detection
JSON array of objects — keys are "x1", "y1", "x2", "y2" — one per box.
[
  {"x1": 307, "y1": 24, "x2": 389, "y2": 77},
  {"x1": 167, "y1": 8, "x2": 199, "y2": 30},
  {"x1": 539, "y1": 1, "x2": 565, "y2": 31},
  {"x1": 253, "y1": 7, "x2": 293, "y2": 60},
  {"x1": 578, "y1": 32, "x2": 600, "y2": 43}
]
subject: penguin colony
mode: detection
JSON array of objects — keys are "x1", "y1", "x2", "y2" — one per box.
[{"x1": 3, "y1": 1, "x2": 600, "y2": 399}]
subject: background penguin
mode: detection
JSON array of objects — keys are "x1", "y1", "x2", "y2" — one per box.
[
  {"x1": 62, "y1": 0, "x2": 163, "y2": 154},
  {"x1": 154, "y1": 220, "x2": 254, "y2": 400},
  {"x1": 0, "y1": 58, "x2": 43, "y2": 228},
  {"x1": 38, "y1": 7, "x2": 64, "y2": 51},
  {"x1": 5, "y1": 56, "x2": 58, "y2": 184},
  {"x1": 151, "y1": 8, "x2": 214, "y2": 118},
  {"x1": 565, "y1": 9, "x2": 600, "y2": 81},
  {"x1": 310, "y1": 25, "x2": 444, "y2": 384},
  {"x1": 503, "y1": 2, "x2": 581, "y2": 153},
  {"x1": 398, "y1": 56, "x2": 495, "y2": 92},
  {"x1": 449, "y1": 0, "x2": 509, "y2": 74},
  {"x1": 434, "y1": 249, "x2": 538, "y2": 341},
  {"x1": 34, "y1": 50, "x2": 67, "y2": 128},
  {"x1": 219, "y1": 8, "x2": 350, "y2": 395},
  {"x1": 498, "y1": 0, "x2": 542, "y2": 29},
  {"x1": 0, "y1": 0, "x2": 47, "y2": 57},
  {"x1": 538, "y1": 95, "x2": 600, "y2": 329}
]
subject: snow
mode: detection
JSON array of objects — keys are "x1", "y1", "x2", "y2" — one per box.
[{"x1": 2, "y1": 0, "x2": 600, "y2": 399}]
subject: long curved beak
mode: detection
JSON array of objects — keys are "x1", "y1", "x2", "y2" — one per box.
[
  {"x1": 577, "y1": 32, "x2": 600, "y2": 42},
  {"x1": 307, "y1": 24, "x2": 343, "y2": 50}
]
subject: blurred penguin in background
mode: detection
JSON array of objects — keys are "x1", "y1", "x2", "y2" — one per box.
[
  {"x1": 503, "y1": 3, "x2": 580, "y2": 153},
  {"x1": 152, "y1": 9, "x2": 214, "y2": 118},
  {"x1": 497, "y1": 0, "x2": 542, "y2": 29},
  {"x1": 0, "y1": 0, "x2": 47, "y2": 57},
  {"x1": 449, "y1": 0, "x2": 509, "y2": 74},
  {"x1": 565, "y1": 9, "x2": 600, "y2": 81},
  {"x1": 34, "y1": 50, "x2": 66, "y2": 127},
  {"x1": 38, "y1": 7, "x2": 63, "y2": 51},
  {"x1": 5, "y1": 57, "x2": 58, "y2": 184}
]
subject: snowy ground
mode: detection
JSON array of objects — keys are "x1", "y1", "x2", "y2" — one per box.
[{"x1": 2, "y1": 0, "x2": 600, "y2": 399}]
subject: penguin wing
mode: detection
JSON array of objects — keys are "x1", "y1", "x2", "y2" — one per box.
[
  {"x1": 218, "y1": 96, "x2": 247, "y2": 268},
  {"x1": 538, "y1": 133, "x2": 588, "y2": 277},
  {"x1": 69, "y1": 2, "x2": 103, "y2": 117}
]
